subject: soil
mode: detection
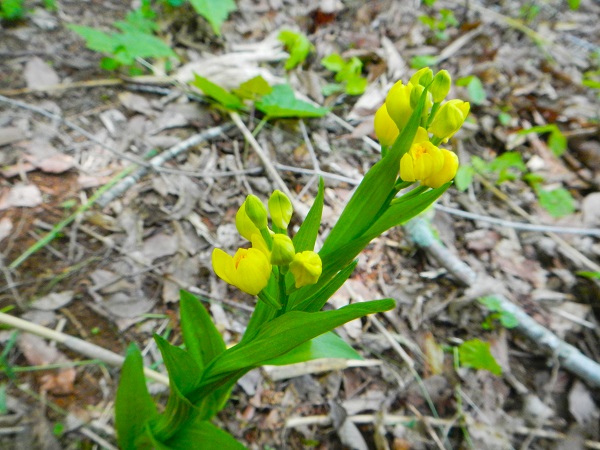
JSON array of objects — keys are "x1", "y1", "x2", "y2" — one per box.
[{"x1": 1, "y1": 0, "x2": 600, "y2": 449}]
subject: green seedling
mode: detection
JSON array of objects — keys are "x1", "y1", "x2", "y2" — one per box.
[
  {"x1": 577, "y1": 271, "x2": 600, "y2": 280},
  {"x1": 456, "y1": 75, "x2": 487, "y2": 105},
  {"x1": 479, "y1": 296, "x2": 519, "y2": 330},
  {"x1": 189, "y1": 0, "x2": 236, "y2": 35},
  {"x1": 456, "y1": 339, "x2": 502, "y2": 375},
  {"x1": 0, "y1": 0, "x2": 25, "y2": 20},
  {"x1": 517, "y1": 124, "x2": 567, "y2": 157},
  {"x1": 321, "y1": 53, "x2": 368, "y2": 96},
  {"x1": 69, "y1": 0, "x2": 176, "y2": 74},
  {"x1": 418, "y1": 8, "x2": 458, "y2": 41},
  {"x1": 278, "y1": 30, "x2": 313, "y2": 70}
]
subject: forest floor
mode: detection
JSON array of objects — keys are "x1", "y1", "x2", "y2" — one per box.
[{"x1": 1, "y1": 0, "x2": 600, "y2": 449}]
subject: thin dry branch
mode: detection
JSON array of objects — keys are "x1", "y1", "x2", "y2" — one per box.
[
  {"x1": 404, "y1": 217, "x2": 600, "y2": 388},
  {"x1": 0, "y1": 312, "x2": 169, "y2": 385}
]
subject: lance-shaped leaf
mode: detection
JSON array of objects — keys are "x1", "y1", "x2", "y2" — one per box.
[
  {"x1": 179, "y1": 290, "x2": 226, "y2": 370},
  {"x1": 162, "y1": 418, "x2": 246, "y2": 450},
  {"x1": 197, "y1": 299, "x2": 395, "y2": 386},
  {"x1": 319, "y1": 87, "x2": 429, "y2": 257},
  {"x1": 263, "y1": 331, "x2": 361, "y2": 366},
  {"x1": 115, "y1": 344, "x2": 158, "y2": 450},
  {"x1": 191, "y1": 74, "x2": 245, "y2": 111},
  {"x1": 256, "y1": 84, "x2": 328, "y2": 118}
]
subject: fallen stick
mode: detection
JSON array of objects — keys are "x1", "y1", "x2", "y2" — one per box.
[
  {"x1": 0, "y1": 312, "x2": 169, "y2": 386},
  {"x1": 404, "y1": 217, "x2": 600, "y2": 388}
]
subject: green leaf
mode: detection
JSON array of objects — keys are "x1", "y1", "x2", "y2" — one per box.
[
  {"x1": 113, "y1": 31, "x2": 177, "y2": 64},
  {"x1": 321, "y1": 53, "x2": 345, "y2": 72},
  {"x1": 537, "y1": 187, "x2": 576, "y2": 218},
  {"x1": 345, "y1": 75, "x2": 368, "y2": 95},
  {"x1": 189, "y1": 0, "x2": 237, "y2": 36},
  {"x1": 255, "y1": 84, "x2": 328, "y2": 118},
  {"x1": 233, "y1": 75, "x2": 272, "y2": 100},
  {"x1": 319, "y1": 87, "x2": 429, "y2": 257},
  {"x1": 322, "y1": 83, "x2": 344, "y2": 96},
  {"x1": 290, "y1": 260, "x2": 357, "y2": 312},
  {"x1": 199, "y1": 299, "x2": 395, "y2": 385},
  {"x1": 0, "y1": 0, "x2": 25, "y2": 20},
  {"x1": 454, "y1": 165, "x2": 474, "y2": 192},
  {"x1": 577, "y1": 271, "x2": 600, "y2": 280},
  {"x1": 456, "y1": 75, "x2": 486, "y2": 105},
  {"x1": 191, "y1": 74, "x2": 244, "y2": 111},
  {"x1": 458, "y1": 339, "x2": 502, "y2": 376},
  {"x1": 69, "y1": 25, "x2": 117, "y2": 54},
  {"x1": 163, "y1": 418, "x2": 245, "y2": 450},
  {"x1": 548, "y1": 129, "x2": 567, "y2": 157},
  {"x1": 278, "y1": 30, "x2": 313, "y2": 70},
  {"x1": 264, "y1": 331, "x2": 361, "y2": 365},
  {"x1": 410, "y1": 55, "x2": 438, "y2": 69},
  {"x1": 568, "y1": 0, "x2": 580, "y2": 10},
  {"x1": 292, "y1": 178, "x2": 324, "y2": 253},
  {"x1": 478, "y1": 296, "x2": 518, "y2": 329},
  {"x1": 335, "y1": 57, "x2": 362, "y2": 83},
  {"x1": 517, "y1": 124, "x2": 566, "y2": 157},
  {"x1": 115, "y1": 344, "x2": 158, "y2": 450},
  {"x1": 179, "y1": 291, "x2": 226, "y2": 371}
]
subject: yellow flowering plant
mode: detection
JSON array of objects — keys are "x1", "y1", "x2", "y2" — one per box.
[{"x1": 114, "y1": 68, "x2": 469, "y2": 449}]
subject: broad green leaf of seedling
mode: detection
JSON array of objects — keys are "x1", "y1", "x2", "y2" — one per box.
[
  {"x1": 191, "y1": 74, "x2": 245, "y2": 111},
  {"x1": 488, "y1": 151, "x2": 526, "y2": 183},
  {"x1": 256, "y1": 84, "x2": 328, "y2": 118},
  {"x1": 537, "y1": 187, "x2": 576, "y2": 218},
  {"x1": 411, "y1": 55, "x2": 438, "y2": 69},
  {"x1": 189, "y1": 0, "x2": 237, "y2": 36},
  {"x1": 278, "y1": 30, "x2": 313, "y2": 70},
  {"x1": 458, "y1": 339, "x2": 502, "y2": 376},
  {"x1": 0, "y1": 0, "x2": 25, "y2": 20},
  {"x1": 479, "y1": 296, "x2": 519, "y2": 329},
  {"x1": 321, "y1": 54, "x2": 367, "y2": 95},
  {"x1": 518, "y1": 124, "x2": 567, "y2": 157},
  {"x1": 454, "y1": 165, "x2": 475, "y2": 192},
  {"x1": 233, "y1": 75, "x2": 272, "y2": 100},
  {"x1": 456, "y1": 75, "x2": 486, "y2": 105}
]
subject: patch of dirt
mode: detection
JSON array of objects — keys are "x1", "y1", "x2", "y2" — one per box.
[{"x1": 1, "y1": 0, "x2": 600, "y2": 449}]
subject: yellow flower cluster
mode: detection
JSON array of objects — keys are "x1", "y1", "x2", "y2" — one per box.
[
  {"x1": 212, "y1": 191, "x2": 322, "y2": 297},
  {"x1": 373, "y1": 68, "x2": 469, "y2": 188}
]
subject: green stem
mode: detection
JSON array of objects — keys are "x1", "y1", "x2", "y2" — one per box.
[
  {"x1": 390, "y1": 185, "x2": 429, "y2": 204},
  {"x1": 426, "y1": 101, "x2": 441, "y2": 128}
]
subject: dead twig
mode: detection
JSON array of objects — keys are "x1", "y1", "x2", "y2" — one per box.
[
  {"x1": 285, "y1": 413, "x2": 600, "y2": 449},
  {"x1": 0, "y1": 312, "x2": 169, "y2": 385},
  {"x1": 403, "y1": 217, "x2": 600, "y2": 388}
]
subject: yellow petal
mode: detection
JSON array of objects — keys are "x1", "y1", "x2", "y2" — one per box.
[
  {"x1": 235, "y1": 248, "x2": 271, "y2": 295},
  {"x1": 423, "y1": 149, "x2": 459, "y2": 188},
  {"x1": 386, "y1": 81, "x2": 413, "y2": 132},
  {"x1": 374, "y1": 104, "x2": 399, "y2": 147},
  {"x1": 236, "y1": 201, "x2": 261, "y2": 241},
  {"x1": 212, "y1": 248, "x2": 235, "y2": 285}
]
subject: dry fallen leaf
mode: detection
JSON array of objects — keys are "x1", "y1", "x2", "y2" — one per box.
[
  {"x1": 0, "y1": 184, "x2": 43, "y2": 210},
  {"x1": 18, "y1": 334, "x2": 75, "y2": 395},
  {"x1": 24, "y1": 57, "x2": 60, "y2": 89}
]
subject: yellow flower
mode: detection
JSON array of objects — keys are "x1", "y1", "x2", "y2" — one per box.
[
  {"x1": 399, "y1": 127, "x2": 444, "y2": 182},
  {"x1": 385, "y1": 80, "x2": 414, "y2": 132},
  {"x1": 236, "y1": 200, "x2": 261, "y2": 241},
  {"x1": 289, "y1": 251, "x2": 322, "y2": 288},
  {"x1": 428, "y1": 99, "x2": 470, "y2": 143},
  {"x1": 422, "y1": 149, "x2": 459, "y2": 188},
  {"x1": 268, "y1": 190, "x2": 293, "y2": 230},
  {"x1": 270, "y1": 234, "x2": 295, "y2": 265},
  {"x1": 212, "y1": 247, "x2": 271, "y2": 295},
  {"x1": 373, "y1": 103, "x2": 399, "y2": 147}
]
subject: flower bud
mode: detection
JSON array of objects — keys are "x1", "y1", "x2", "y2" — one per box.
[
  {"x1": 430, "y1": 70, "x2": 451, "y2": 103},
  {"x1": 428, "y1": 99, "x2": 470, "y2": 143},
  {"x1": 289, "y1": 251, "x2": 322, "y2": 288},
  {"x1": 268, "y1": 190, "x2": 293, "y2": 230},
  {"x1": 385, "y1": 80, "x2": 413, "y2": 132},
  {"x1": 373, "y1": 103, "x2": 399, "y2": 147},
  {"x1": 236, "y1": 200, "x2": 261, "y2": 241},
  {"x1": 410, "y1": 67, "x2": 433, "y2": 87},
  {"x1": 422, "y1": 149, "x2": 459, "y2": 188},
  {"x1": 409, "y1": 84, "x2": 433, "y2": 113},
  {"x1": 270, "y1": 234, "x2": 295, "y2": 265},
  {"x1": 244, "y1": 194, "x2": 268, "y2": 230}
]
